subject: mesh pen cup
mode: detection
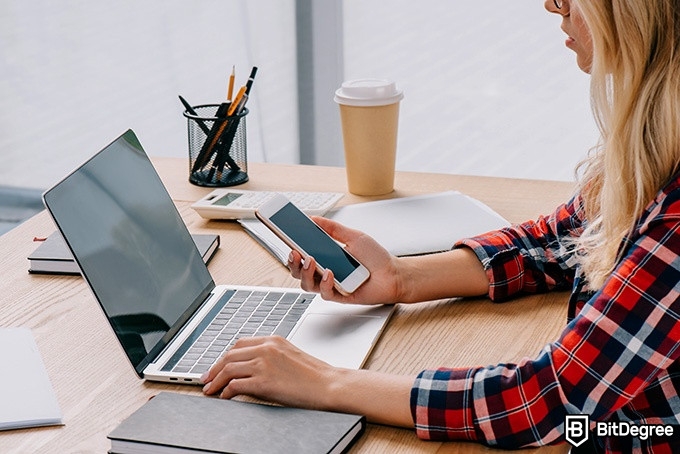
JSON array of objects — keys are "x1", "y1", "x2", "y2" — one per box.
[{"x1": 184, "y1": 104, "x2": 249, "y2": 187}]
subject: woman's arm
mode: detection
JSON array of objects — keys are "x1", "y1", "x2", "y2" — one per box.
[
  {"x1": 392, "y1": 247, "x2": 489, "y2": 303},
  {"x1": 290, "y1": 217, "x2": 490, "y2": 304},
  {"x1": 201, "y1": 336, "x2": 415, "y2": 427},
  {"x1": 293, "y1": 193, "x2": 585, "y2": 306}
]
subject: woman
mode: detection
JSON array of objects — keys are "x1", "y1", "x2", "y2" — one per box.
[{"x1": 202, "y1": 0, "x2": 680, "y2": 451}]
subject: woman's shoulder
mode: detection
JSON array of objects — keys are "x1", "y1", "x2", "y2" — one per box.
[
  {"x1": 638, "y1": 172, "x2": 680, "y2": 233},
  {"x1": 651, "y1": 171, "x2": 680, "y2": 211}
]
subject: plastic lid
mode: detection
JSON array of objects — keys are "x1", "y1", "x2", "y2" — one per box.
[{"x1": 334, "y1": 79, "x2": 404, "y2": 107}]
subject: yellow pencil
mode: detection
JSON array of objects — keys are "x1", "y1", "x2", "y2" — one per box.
[
  {"x1": 228, "y1": 86, "x2": 246, "y2": 116},
  {"x1": 227, "y1": 65, "x2": 235, "y2": 102}
]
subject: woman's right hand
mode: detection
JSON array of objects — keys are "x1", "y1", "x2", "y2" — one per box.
[{"x1": 288, "y1": 216, "x2": 404, "y2": 305}]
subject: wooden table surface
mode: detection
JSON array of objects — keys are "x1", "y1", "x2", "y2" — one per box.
[{"x1": 0, "y1": 160, "x2": 575, "y2": 453}]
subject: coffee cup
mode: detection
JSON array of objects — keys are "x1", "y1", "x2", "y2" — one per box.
[{"x1": 334, "y1": 79, "x2": 403, "y2": 196}]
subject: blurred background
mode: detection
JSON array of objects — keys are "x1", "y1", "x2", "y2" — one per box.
[{"x1": 0, "y1": 0, "x2": 598, "y2": 232}]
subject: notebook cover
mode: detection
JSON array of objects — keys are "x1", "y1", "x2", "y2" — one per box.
[
  {"x1": 328, "y1": 190, "x2": 510, "y2": 256},
  {"x1": 108, "y1": 392, "x2": 365, "y2": 454},
  {"x1": 0, "y1": 327, "x2": 63, "y2": 431}
]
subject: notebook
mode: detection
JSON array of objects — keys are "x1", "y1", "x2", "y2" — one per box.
[
  {"x1": 28, "y1": 231, "x2": 219, "y2": 275},
  {"x1": 108, "y1": 392, "x2": 365, "y2": 454},
  {"x1": 0, "y1": 327, "x2": 62, "y2": 431},
  {"x1": 42, "y1": 130, "x2": 393, "y2": 384}
]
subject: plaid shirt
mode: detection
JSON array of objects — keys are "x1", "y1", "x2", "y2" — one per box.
[{"x1": 410, "y1": 174, "x2": 680, "y2": 452}]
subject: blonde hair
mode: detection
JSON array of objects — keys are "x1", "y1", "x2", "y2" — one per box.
[{"x1": 575, "y1": 0, "x2": 680, "y2": 287}]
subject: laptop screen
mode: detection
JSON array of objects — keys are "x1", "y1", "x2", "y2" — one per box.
[{"x1": 43, "y1": 130, "x2": 215, "y2": 375}]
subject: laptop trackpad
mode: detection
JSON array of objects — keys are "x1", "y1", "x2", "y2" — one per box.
[{"x1": 289, "y1": 313, "x2": 386, "y2": 370}]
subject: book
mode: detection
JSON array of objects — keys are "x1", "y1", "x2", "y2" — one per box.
[
  {"x1": 240, "y1": 190, "x2": 510, "y2": 263},
  {"x1": 108, "y1": 392, "x2": 365, "y2": 454},
  {"x1": 28, "y1": 232, "x2": 220, "y2": 275},
  {"x1": 0, "y1": 327, "x2": 63, "y2": 431}
]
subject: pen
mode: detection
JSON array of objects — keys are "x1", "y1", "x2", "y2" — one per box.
[
  {"x1": 205, "y1": 66, "x2": 259, "y2": 179},
  {"x1": 213, "y1": 97, "x2": 249, "y2": 175},
  {"x1": 226, "y1": 66, "x2": 257, "y2": 116},
  {"x1": 197, "y1": 91, "x2": 239, "y2": 176},
  {"x1": 213, "y1": 112, "x2": 244, "y2": 178},
  {"x1": 192, "y1": 101, "x2": 231, "y2": 173},
  {"x1": 244, "y1": 66, "x2": 258, "y2": 96},
  {"x1": 178, "y1": 95, "x2": 210, "y2": 135},
  {"x1": 202, "y1": 88, "x2": 244, "y2": 176},
  {"x1": 213, "y1": 67, "x2": 259, "y2": 177}
]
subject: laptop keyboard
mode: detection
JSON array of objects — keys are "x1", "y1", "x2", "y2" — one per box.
[{"x1": 162, "y1": 289, "x2": 315, "y2": 375}]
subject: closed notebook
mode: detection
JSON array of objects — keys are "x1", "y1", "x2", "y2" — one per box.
[
  {"x1": 0, "y1": 327, "x2": 62, "y2": 431},
  {"x1": 108, "y1": 392, "x2": 366, "y2": 454},
  {"x1": 327, "y1": 191, "x2": 510, "y2": 256},
  {"x1": 28, "y1": 232, "x2": 220, "y2": 275}
]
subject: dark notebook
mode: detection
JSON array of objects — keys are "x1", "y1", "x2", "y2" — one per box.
[
  {"x1": 28, "y1": 232, "x2": 220, "y2": 275},
  {"x1": 108, "y1": 392, "x2": 366, "y2": 454}
]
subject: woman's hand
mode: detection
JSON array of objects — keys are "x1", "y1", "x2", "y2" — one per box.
[
  {"x1": 201, "y1": 336, "x2": 336, "y2": 409},
  {"x1": 288, "y1": 216, "x2": 404, "y2": 305},
  {"x1": 202, "y1": 335, "x2": 416, "y2": 428}
]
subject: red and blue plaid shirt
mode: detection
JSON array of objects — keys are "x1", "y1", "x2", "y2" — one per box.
[{"x1": 410, "y1": 174, "x2": 680, "y2": 452}]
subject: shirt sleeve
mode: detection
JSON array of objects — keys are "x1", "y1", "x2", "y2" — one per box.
[
  {"x1": 410, "y1": 209, "x2": 680, "y2": 448},
  {"x1": 456, "y1": 195, "x2": 584, "y2": 302}
]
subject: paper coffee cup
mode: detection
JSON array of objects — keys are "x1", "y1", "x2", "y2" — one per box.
[{"x1": 334, "y1": 79, "x2": 403, "y2": 196}]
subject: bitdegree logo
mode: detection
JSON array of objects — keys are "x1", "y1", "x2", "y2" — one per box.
[
  {"x1": 596, "y1": 421, "x2": 674, "y2": 440},
  {"x1": 565, "y1": 415, "x2": 590, "y2": 447},
  {"x1": 565, "y1": 415, "x2": 675, "y2": 447}
]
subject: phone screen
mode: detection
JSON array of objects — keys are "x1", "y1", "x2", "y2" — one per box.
[{"x1": 269, "y1": 202, "x2": 360, "y2": 281}]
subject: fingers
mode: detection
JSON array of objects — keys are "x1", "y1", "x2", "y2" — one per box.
[
  {"x1": 318, "y1": 268, "x2": 339, "y2": 300},
  {"x1": 288, "y1": 250, "x2": 302, "y2": 278},
  {"x1": 300, "y1": 255, "x2": 318, "y2": 288},
  {"x1": 296, "y1": 255, "x2": 345, "y2": 301},
  {"x1": 201, "y1": 338, "x2": 260, "y2": 392},
  {"x1": 287, "y1": 218, "x2": 366, "y2": 301},
  {"x1": 202, "y1": 336, "x2": 326, "y2": 405},
  {"x1": 289, "y1": 251, "x2": 322, "y2": 292},
  {"x1": 287, "y1": 245, "x2": 350, "y2": 301},
  {"x1": 202, "y1": 336, "x2": 275, "y2": 396}
]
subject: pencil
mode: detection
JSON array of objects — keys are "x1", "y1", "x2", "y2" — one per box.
[
  {"x1": 228, "y1": 86, "x2": 247, "y2": 116},
  {"x1": 227, "y1": 65, "x2": 235, "y2": 102}
]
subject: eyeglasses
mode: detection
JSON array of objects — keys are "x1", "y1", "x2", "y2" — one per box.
[{"x1": 553, "y1": 0, "x2": 563, "y2": 8}]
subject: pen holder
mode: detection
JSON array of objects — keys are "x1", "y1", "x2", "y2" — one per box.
[{"x1": 184, "y1": 104, "x2": 249, "y2": 187}]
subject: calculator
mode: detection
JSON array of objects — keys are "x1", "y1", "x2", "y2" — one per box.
[{"x1": 191, "y1": 189, "x2": 344, "y2": 220}]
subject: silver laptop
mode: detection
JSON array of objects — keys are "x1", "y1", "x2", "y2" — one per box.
[{"x1": 42, "y1": 130, "x2": 393, "y2": 384}]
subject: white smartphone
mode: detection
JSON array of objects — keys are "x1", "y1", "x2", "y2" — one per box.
[{"x1": 255, "y1": 194, "x2": 370, "y2": 294}]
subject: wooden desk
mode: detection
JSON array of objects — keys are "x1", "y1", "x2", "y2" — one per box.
[{"x1": 0, "y1": 160, "x2": 574, "y2": 453}]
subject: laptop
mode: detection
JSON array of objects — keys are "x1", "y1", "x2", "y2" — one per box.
[{"x1": 42, "y1": 129, "x2": 393, "y2": 385}]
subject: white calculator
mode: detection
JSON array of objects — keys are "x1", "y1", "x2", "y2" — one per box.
[{"x1": 191, "y1": 189, "x2": 344, "y2": 220}]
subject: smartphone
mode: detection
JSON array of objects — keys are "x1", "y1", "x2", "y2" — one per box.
[{"x1": 255, "y1": 194, "x2": 370, "y2": 294}]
